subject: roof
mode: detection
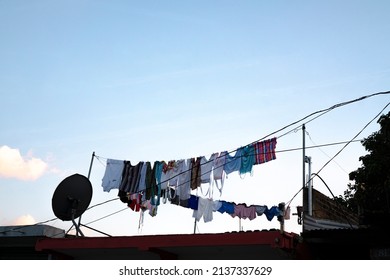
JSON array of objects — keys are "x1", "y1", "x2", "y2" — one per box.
[
  {"x1": 35, "y1": 229, "x2": 300, "y2": 260},
  {"x1": 300, "y1": 226, "x2": 390, "y2": 259},
  {"x1": 0, "y1": 225, "x2": 65, "y2": 260},
  {"x1": 0, "y1": 225, "x2": 65, "y2": 238}
]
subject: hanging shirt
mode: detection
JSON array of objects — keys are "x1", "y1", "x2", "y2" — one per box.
[
  {"x1": 128, "y1": 194, "x2": 142, "y2": 212},
  {"x1": 193, "y1": 197, "x2": 214, "y2": 223},
  {"x1": 213, "y1": 151, "x2": 226, "y2": 194},
  {"x1": 217, "y1": 201, "x2": 235, "y2": 214},
  {"x1": 160, "y1": 160, "x2": 174, "y2": 190},
  {"x1": 284, "y1": 206, "x2": 291, "y2": 220},
  {"x1": 168, "y1": 159, "x2": 185, "y2": 187},
  {"x1": 213, "y1": 152, "x2": 226, "y2": 180},
  {"x1": 151, "y1": 161, "x2": 164, "y2": 206},
  {"x1": 213, "y1": 200, "x2": 222, "y2": 212},
  {"x1": 224, "y1": 148, "x2": 243, "y2": 175},
  {"x1": 119, "y1": 161, "x2": 131, "y2": 192},
  {"x1": 118, "y1": 189, "x2": 130, "y2": 203},
  {"x1": 188, "y1": 195, "x2": 199, "y2": 210},
  {"x1": 145, "y1": 161, "x2": 157, "y2": 201},
  {"x1": 264, "y1": 206, "x2": 282, "y2": 221},
  {"x1": 190, "y1": 157, "x2": 201, "y2": 190},
  {"x1": 200, "y1": 153, "x2": 218, "y2": 184},
  {"x1": 255, "y1": 205, "x2": 267, "y2": 216},
  {"x1": 138, "y1": 161, "x2": 150, "y2": 192},
  {"x1": 101, "y1": 159, "x2": 124, "y2": 192},
  {"x1": 254, "y1": 138, "x2": 277, "y2": 165},
  {"x1": 231, "y1": 204, "x2": 257, "y2": 220},
  {"x1": 240, "y1": 144, "x2": 256, "y2": 175},
  {"x1": 176, "y1": 159, "x2": 192, "y2": 200}
]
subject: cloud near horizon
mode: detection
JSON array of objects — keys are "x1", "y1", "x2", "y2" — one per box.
[
  {"x1": 0, "y1": 145, "x2": 48, "y2": 181},
  {"x1": 11, "y1": 214, "x2": 37, "y2": 226}
]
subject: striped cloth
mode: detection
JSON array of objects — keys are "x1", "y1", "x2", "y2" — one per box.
[{"x1": 254, "y1": 138, "x2": 277, "y2": 164}]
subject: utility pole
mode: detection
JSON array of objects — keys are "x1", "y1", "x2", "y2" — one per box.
[
  {"x1": 305, "y1": 156, "x2": 313, "y2": 216},
  {"x1": 302, "y1": 124, "x2": 306, "y2": 192}
]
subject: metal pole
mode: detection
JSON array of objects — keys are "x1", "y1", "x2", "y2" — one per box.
[
  {"x1": 302, "y1": 124, "x2": 306, "y2": 191},
  {"x1": 193, "y1": 219, "x2": 197, "y2": 234},
  {"x1": 307, "y1": 156, "x2": 312, "y2": 216},
  {"x1": 77, "y1": 151, "x2": 96, "y2": 236},
  {"x1": 87, "y1": 151, "x2": 96, "y2": 180}
]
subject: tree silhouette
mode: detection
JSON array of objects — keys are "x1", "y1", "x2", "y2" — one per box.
[{"x1": 341, "y1": 111, "x2": 390, "y2": 226}]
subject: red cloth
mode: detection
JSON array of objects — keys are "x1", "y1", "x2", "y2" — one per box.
[{"x1": 254, "y1": 138, "x2": 277, "y2": 164}]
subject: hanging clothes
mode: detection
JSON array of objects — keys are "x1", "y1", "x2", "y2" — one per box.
[
  {"x1": 118, "y1": 189, "x2": 130, "y2": 204},
  {"x1": 190, "y1": 157, "x2": 201, "y2": 190},
  {"x1": 193, "y1": 197, "x2": 214, "y2": 223},
  {"x1": 151, "y1": 161, "x2": 164, "y2": 206},
  {"x1": 167, "y1": 160, "x2": 181, "y2": 187},
  {"x1": 164, "y1": 159, "x2": 187, "y2": 191},
  {"x1": 223, "y1": 148, "x2": 243, "y2": 175},
  {"x1": 284, "y1": 206, "x2": 291, "y2": 220},
  {"x1": 145, "y1": 161, "x2": 157, "y2": 201},
  {"x1": 188, "y1": 195, "x2": 199, "y2": 210},
  {"x1": 240, "y1": 144, "x2": 256, "y2": 176},
  {"x1": 254, "y1": 138, "x2": 277, "y2": 165},
  {"x1": 170, "y1": 195, "x2": 189, "y2": 208},
  {"x1": 128, "y1": 194, "x2": 142, "y2": 212},
  {"x1": 119, "y1": 161, "x2": 131, "y2": 192},
  {"x1": 255, "y1": 205, "x2": 267, "y2": 216},
  {"x1": 213, "y1": 151, "x2": 226, "y2": 194},
  {"x1": 199, "y1": 153, "x2": 219, "y2": 198},
  {"x1": 138, "y1": 161, "x2": 151, "y2": 192},
  {"x1": 216, "y1": 200, "x2": 235, "y2": 214},
  {"x1": 231, "y1": 204, "x2": 257, "y2": 220},
  {"x1": 160, "y1": 160, "x2": 174, "y2": 190},
  {"x1": 101, "y1": 159, "x2": 124, "y2": 192},
  {"x1": 119, "y1": 161, "x2": 143, "y2": 194},
  {"x1": 200, "y1": 153, "x2": 218, "y2": 184},
  {"x1": 176, "y1": 159, "x2": 192, "y2": 200},
  {"x1": 213, "y1": 200, "x2": 222, "y2": 212},
  {"x1": 264, "y1": 206, "x2": 282, "y2": 221}
]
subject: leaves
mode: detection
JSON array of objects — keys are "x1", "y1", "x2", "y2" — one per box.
[{"x1": 344, "y1": 111, "x2": 390, "y2": 220}]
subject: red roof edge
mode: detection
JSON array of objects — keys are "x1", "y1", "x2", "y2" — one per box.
[{"x1": 36, "y1": 230, "x2": 299, "y2": 252}]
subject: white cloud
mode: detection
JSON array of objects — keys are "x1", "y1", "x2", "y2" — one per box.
[
  {"x1": 0, "y1": 145, "x2": 48, "y2": 181},
  {"x1": 11, "y1": 214, "x2": 37, "y2": 226}
]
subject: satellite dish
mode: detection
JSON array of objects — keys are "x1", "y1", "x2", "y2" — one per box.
[{"x1": 52, "y1": 174, "x2": 93, "y2": 236}]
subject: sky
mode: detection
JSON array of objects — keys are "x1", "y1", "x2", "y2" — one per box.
[{"x1": 0, "y1": 0, "x2": 390, "y2": 237}]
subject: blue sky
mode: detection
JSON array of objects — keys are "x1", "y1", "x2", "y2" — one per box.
[{"x1": 1, "y1": 0, "x2": 389, "y2": 236}]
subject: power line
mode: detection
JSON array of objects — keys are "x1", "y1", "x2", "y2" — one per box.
[
  {"x1": 8, "y1": 91, "x2": 387, "y2": 234},
  {"x1": 267, "y1": 90, "x2": 390, "y2": 140},
  {"x1": 86, "y1": 92, "x2": 390, "y2": 225},
  {"x1": 286, "y1": 101, "x2": 390, "y2": 207},
  {"x1": 305, "y1": 130, "x2": 350, "y2": 174},
  {"x1": 85, "y1": 207, "x2": 128, "y2": 226},
  {"x1": 314, "y1": 101, "x2": 390, "y2": 177},
  {"x1": 276, "y1": 139, "x2": 363, "y2": 154}
]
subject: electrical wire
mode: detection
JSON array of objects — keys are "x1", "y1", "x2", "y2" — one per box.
[
  {"x1": 85, "y1": 207, "x2": 128, "y2": 226},
  {"x1": 314, "y1": 101, "x2": 390, "y2": 177},
  {"x1": 311, "y1": 172, "x2": 354, "y2": 229},
  {"x1": 86, "y1": 197, "x2": 120, "y2": 211},
  {"x1": 305, "y1": 130, "x2": 351, "y2": 174},
  {"x1": 9, "y1": 91, "x2": 388, "y2": 234},
  {"x1": 94, "y1": 91, "x2": 389, "y2": 198},
  {"x1": 84, "y1": 95, "x2": 389, "y2": 224},
  {"x1": 267, "y1": 90, "x2": 390, "y2": 140},
  {"x1": 285, "y1": 101, "x2": 390, "y2": 209}
]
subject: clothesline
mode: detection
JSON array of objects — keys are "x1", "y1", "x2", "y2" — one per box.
[
  {"x1": 101, "y1": 138, "x2": 277, "y2": 199},
  {"x1": 99, "y1": 137, "x2": 279, "y2": 227},
  {"x1": 120, "y1": 191, "x2": 285, "y2": 224}
]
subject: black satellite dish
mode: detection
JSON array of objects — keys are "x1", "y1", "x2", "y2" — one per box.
[{"x1": 52, "y1": 173, "x2": 93, "y2": 236}]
